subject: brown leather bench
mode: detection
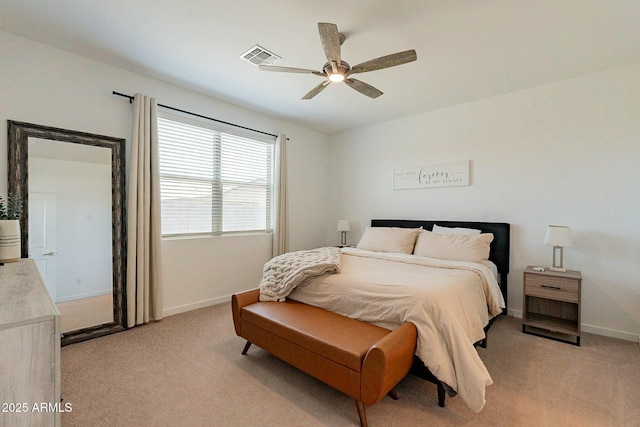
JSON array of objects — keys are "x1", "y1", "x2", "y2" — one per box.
[{"x1": 231, "y1": 289, "x2": 417, "y2": 427}]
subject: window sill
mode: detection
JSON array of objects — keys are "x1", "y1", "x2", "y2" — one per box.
[{"x1": 162, "y1": 231, "x2": 272, "y2": 241}]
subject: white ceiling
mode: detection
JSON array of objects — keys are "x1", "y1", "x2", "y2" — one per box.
[{"x1": 1, "y1": 0, "x2": 639, "y2": 134}]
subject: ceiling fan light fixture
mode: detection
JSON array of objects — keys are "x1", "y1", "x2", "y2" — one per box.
[{"x1": 324, "y1": 60, "x2": 349, "y2": 83}]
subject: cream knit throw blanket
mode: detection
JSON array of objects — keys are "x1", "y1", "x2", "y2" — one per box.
[{"x1": 259, "y1": 247, "x2": 342, "y2": 302}]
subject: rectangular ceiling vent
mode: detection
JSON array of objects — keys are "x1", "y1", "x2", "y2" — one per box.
[{"x1": 240, "y1": 45, "x2": 281, "y2": 66}]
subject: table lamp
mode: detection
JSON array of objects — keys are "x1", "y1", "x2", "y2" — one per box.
[{"x1": 337, "y1": 220, "x2": 351, "y2": 247}]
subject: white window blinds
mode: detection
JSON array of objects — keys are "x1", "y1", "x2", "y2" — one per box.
[{"x1": 157, "y1": 114, "x2": 275, "y2": 236}]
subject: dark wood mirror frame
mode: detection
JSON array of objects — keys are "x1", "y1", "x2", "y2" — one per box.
[{"x1": 7, "y1": 120, "x2": 127, "y2": 345}]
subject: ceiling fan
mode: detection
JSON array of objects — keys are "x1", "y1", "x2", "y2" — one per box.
[{"x1": 259, "y1": 23, "x2": 417, "y2": 100}]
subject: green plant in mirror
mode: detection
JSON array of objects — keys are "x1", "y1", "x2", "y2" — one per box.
[{"x1": 0, "y1": 194, "x2": 23, "y2": 220}]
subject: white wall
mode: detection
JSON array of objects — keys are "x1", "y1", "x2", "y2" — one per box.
[
  {"x1": 0, "y1": 31, "x2": 330, "y2": 316},
  {"x1": 327, "y1": 63, "x2": 640, "y2": 342}
]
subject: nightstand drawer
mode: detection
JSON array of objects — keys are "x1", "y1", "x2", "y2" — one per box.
[{"x1": 525, "y1": 274, "x2": 579, "y2": 302}]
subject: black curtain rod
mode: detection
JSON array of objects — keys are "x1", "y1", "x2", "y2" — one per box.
[{"x1": 112, "y1": 91, "x2": 282, "y2": 139}]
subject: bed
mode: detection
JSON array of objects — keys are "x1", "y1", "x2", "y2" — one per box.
[
  {"x1": 369, "y1": 219, "x2": 509, "y2": 312},
  {"x1": 285, "y1": 219, "x2": 510, "y2": 412}
]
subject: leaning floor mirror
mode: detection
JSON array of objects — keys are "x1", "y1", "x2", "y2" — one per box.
[{"x1": 8, "y1": 121, "x2": 126, "y2": 345}]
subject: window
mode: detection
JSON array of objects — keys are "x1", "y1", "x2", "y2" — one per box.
[{"x1": 157, "y1": 114, "x2": 275, "y2": 236}]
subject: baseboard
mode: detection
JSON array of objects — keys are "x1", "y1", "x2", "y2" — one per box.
[
  {"x1": 581, "y1": 323, "x2": 640, "y2": 344},
  {"x1": 507, "y1": 308, "x2": 522, "y2": 319},
  {"x1": 163, "y1": 295, "x2": 231, "y2": 317},
  {"x1": 56, "y1": 289, "x2": 112, "y2": 303},
  {"x1": 508, "y1": 308, "x2": 639, "y2": 343}
]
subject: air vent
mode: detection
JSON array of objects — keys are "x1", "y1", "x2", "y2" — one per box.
[{"x1": 240, "y1": 45, "x2": 281, "y2": 66}]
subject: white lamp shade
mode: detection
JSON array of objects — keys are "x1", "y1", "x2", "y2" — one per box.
[
  {"x1": 544, "y1": 225, "x2": 573, "y2": 247},
  {"x1": 337, "y1": 220, "x2": 351, "y2": 232}
]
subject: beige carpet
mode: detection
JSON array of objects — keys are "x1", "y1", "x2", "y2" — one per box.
[
  {"x1": 57, "y1": 293, "x2": 113, "y2": 333},
  {"x1": 61, "y1": 303, "x2": 640, "y2": 427}
]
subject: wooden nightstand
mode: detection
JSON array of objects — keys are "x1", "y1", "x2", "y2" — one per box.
[{"x1": 522, "y1": 266, "x2": 582, "y2": 346}]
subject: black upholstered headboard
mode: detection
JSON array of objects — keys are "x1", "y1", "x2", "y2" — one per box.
[{"x1": 371, "y1": 219, "x2": 510, "y2": 310}]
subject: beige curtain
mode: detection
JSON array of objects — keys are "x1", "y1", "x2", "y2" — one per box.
[
  {"x1": 126, "y1": 93, "x2": 164, "y2": 327},
  {"x1": 272, "y1": 133, "x2": 288, "y2": 256}
]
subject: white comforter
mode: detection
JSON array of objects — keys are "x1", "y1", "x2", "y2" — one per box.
[{"x1": 288, "y1": 247, "x2": 505, "y2": 413}]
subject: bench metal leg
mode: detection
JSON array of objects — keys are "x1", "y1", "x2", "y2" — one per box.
[
  {"x1": 241, "y1": 341, "x2": 252, "y2": 355},
  {"x1": 355, "y1": 400, "x2": 368, "y2": 427}
]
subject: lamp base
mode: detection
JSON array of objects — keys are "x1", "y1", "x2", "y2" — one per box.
[{"x1": 550, "y1": 246, "x2": 567, "y2": 273}]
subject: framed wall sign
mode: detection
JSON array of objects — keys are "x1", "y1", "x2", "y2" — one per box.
[{"x1": 393, "y1": 160, "x2": 470, "y2": 190}]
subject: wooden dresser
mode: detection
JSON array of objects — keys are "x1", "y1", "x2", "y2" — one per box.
[{"x1": 0, "y1": 259, "x2": 61, "y2": 427}]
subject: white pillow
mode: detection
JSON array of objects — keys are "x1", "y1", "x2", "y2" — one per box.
[
  {"x1": 356, "y1": 227, "x2": 420, "y2": 254},
  {"x1": 432, "y1": 224, "x2": 482, "y2": 235},
  {"x1": 413, "y1": 229, "x2": 493, "y2": 262}
]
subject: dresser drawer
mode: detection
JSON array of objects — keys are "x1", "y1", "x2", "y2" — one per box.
[{"x1": 525, "y1": 273, "x2": 579, "y2": 303}]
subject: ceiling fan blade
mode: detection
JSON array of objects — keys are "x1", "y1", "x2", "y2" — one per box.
[
  {"x1": 318, "y1": 23, "x2": 341, "y2": 65},
  {"x1": 259, "y1": 65, "x2": 325, "y2": 77},
  {"x1": 344, "y1": 78, "x2": 383, "y2": 99},
  {"x1": 302, "y1": 81, "x2": 330, "y2": 100},
  {"x1": 350, "y1": 49, "x2": 417, "y2": 74}
]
